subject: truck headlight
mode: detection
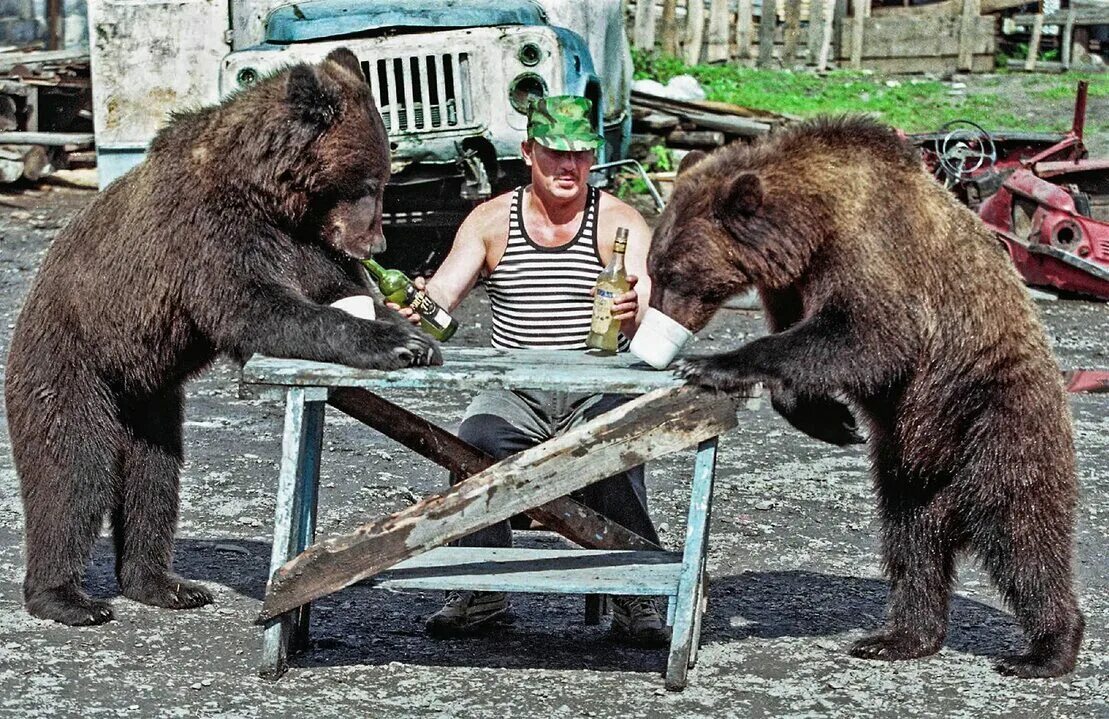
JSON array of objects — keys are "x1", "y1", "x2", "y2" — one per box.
[
  {"x1": 237, "y1": 67, "x2": 259, "y2": 87},
  {"x1": 518, "y1": 42, "x2": 542, "y2": 67},
  {"x1": 509, "y1": 73, "x2": 546, "y2": 115}
]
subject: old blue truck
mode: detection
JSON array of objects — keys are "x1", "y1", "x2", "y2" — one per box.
[{"x1": 89, "y1": 0, "x2": 633, "y2": 270}]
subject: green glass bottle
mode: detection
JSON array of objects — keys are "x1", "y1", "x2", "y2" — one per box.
[
  {"x1": 586, "y1": 227, "x2": 630, "y2": 353},
  {"x1": 361, "y1": 258, "x2": 458, "y2": 341}
]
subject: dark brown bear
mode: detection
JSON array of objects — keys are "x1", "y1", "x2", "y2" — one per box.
[
  {"x1": 5, "y1": 48, "x2": 439, "y2": 627},
  {"x1": 648, "y1": 117, "x2": 1083, "y2": 678}
]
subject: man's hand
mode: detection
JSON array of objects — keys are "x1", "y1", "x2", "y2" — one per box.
[
  {"x1": 385, "y1": 276, "x2": 427, "y2": 327},
  {"x1": 612, "y1": 275, "x2": 639, "y2": 322}
]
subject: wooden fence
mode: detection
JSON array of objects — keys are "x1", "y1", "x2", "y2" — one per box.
[{"x1": 626, "y1": 0, "x2": 1010, "y2": 73}]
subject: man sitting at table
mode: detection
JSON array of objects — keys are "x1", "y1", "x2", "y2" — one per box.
[{"x1": 387, "y1": 95, "x2": 668, "y2": 647}]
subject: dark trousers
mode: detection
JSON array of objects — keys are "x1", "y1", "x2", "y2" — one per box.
[{"x1": 453, "y1": 390, "x2": 660, "y2": 548}]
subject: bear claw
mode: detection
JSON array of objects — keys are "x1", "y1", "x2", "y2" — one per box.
[
  {"x1": 121, "y1": 574, "x2": 213, "y2": 610},
  {"x1": 849, "y1": 631, "x2": 943, "y2": 662},
  {"x1": 26, "y1": 587, "x2": 114, "y2": 626}
]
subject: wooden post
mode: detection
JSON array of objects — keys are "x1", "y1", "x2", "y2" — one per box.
[
  {"x1": 957, "y1": 0, "x2": 980, "y2": 72},
  {"x1": 661, "y1": 0, "x2": 680, "y2": 56},
  {"x1": 1025, "y1": 14, "x2": 1043, "y2": 71},
  {"x1": 707, "y1": 0, "x2": 730, "y2": 62},
  {"x1": 850, "y1": 0, "x2": 866, "y2": 69},
  {"x1": 256, "y1": 385, "x2": 738, "y2": 622},
  {"x1": 818, "y1": 0, "x2": 837, "y2": 70},
  {"x1": 684, "y1": 0, "x2": 706, "y2": 65},
  {"x1": 736, "y1": 0, "x2": 754, "y2": 59},
  {"x1": 832, "y1": 0, "x2": 847, "y2": 61},
  {"x1": 634, "y1": 0, "x2": 657, "y2": 52},
  {"x1": 758, "y1": 0, "x2": 778, "y2": 67},
  {"x1": 1061, "y1": 8, "x2": 1076, "y2": 68},
  {"x1": 46, "y1": 0, "x2": 63, "y2": 50},
  {"x1": 807, "y1": 0, "x2": 825, "y2": 65},
  {"x1": 783, "y1": 0, "x2": 803, "y2": 66}
]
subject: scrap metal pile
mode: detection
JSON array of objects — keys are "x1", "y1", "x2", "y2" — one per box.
[{"x1": 0, "y1": 47, "x2": 93, "y2": 184}]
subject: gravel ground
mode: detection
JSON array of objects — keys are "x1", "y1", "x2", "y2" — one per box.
[{"x1": 0, "y1": 185, "x2": 1106, "y2": 719}]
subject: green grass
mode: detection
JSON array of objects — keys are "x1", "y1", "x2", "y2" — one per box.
[{"x1": 632, "y1": 50, "x2": 1107, "y2": 135}]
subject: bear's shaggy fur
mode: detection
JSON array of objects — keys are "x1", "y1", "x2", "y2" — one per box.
[
  {"x1": 649, "y1": 117, "x2": 1083, "y2": 677},
  {"x1": 5, "y1": 48, "x2": 439, "y2": 626}
]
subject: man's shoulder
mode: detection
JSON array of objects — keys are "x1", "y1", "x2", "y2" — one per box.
[
  {"x1": 462, "y1": 190, "x2": 515, "y2": 239},
  {"x1": 596, "y1": 190, "x2": 651, "y2": 231}
]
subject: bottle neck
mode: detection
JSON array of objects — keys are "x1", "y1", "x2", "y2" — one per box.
[
  {"x1": 610, "y1": 240, "x2": 627, "y2": 272},
  {"x1": 361, "y1": 258, "x2": 387, "y2": 281}
]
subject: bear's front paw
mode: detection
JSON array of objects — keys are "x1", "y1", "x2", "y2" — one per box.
[
  {"x1": 121, "y1": 573, "x2": 213, "y2": 610},
  {"x1": 675, "y1": 357, "x2": 754, "y2": 393},
  {"x1": 26, "y1": 586, "x2": 114, "y2": 626},
  {"x1": 849, "y1": 631, "x2": 943, "y2": 662},
  {"x1": 364, "y1": 325, "x2": 442, "y2": 369},
  {"x1": 392, "y1": 327, "x2": 442, "y2": 368}
]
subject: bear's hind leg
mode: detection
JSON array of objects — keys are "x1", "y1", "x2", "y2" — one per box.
[
  {"x1": 114, "y1": 389, "x2": 212, "y2": 610},
  {"x1": 17, "y1": 382, "x2": 120, "y2": 625},
  {"x1": 850, "y1": 485, "x2": 959, "y2": 662},
  {"x1": 977, "y1": 505, "x2": 1083, "y2": 678}
]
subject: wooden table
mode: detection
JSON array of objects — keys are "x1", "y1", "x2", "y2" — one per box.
[{"x1": 239, "y1": 348, "x2": 753, "y2": 690}]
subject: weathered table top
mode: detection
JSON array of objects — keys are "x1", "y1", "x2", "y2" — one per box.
[{"x1": 240, "y1": 347, "x2": 699, "y2": 395}]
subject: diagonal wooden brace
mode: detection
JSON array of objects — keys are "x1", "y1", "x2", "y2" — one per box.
[
  {"x1": 327, "y1": 387, "x2": 663, "y2": 552},
  {"x1": 256, "y1": 385, "x2": 736, "y2": 623}
]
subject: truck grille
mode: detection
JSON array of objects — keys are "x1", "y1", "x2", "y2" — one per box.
[{"x1": 361, "y1": 53, "x2": 475, "y2": 135}]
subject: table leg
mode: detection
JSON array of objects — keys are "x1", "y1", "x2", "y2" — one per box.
[
  {"x1": 259, "y1": 387, "x2": 326, "y2": 680},
  {"x1": 665, "y1": 437, "x2": 718, "y2": 692}
]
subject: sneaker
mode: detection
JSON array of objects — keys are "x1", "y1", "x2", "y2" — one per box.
[
  {"x1": 425, "y1": 590, "x2": 511, "y2": 637},
  {"x1": 611, "y1": 596, "x2": 671, "y2": 648}
]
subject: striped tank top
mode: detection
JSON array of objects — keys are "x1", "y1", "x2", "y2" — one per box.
[{"x1": 484, "y1": 185, "x2": 627, "y2": 350}]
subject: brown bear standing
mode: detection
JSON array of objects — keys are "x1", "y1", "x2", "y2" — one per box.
[
  {"x1": 5, "y1": 48, "x2": 440, "y2": 626},
  {"x1": 649, "y1": 117, "x2": 1083, "y2": 677}
]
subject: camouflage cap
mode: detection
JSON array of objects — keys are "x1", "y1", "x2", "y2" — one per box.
[{"x1": 527, "y1": 95, "x2": 604, "y2": 152}]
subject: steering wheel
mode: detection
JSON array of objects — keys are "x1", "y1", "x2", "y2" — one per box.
[{"x1": 936, "y1": 120, "x2": 997, "y2": 186}]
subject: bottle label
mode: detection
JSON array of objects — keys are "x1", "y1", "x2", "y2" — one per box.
[
  {"x1": 591, "y1": 289, "x2": 617, "y2": 334},
  {"x1": 411, "y1": 290, "x2": 450, "y2": 331}
]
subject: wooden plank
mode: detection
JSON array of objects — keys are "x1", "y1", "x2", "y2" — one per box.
[
  {"x1": 1007, "y1": 58, "x2": 1109, "y2": 74},
  {"x1": 850, "y1": 0, "x2": 867, "y2": 68},
  {"x1": 661, "y1": 0, "x2": 680, "y2": 55},
  {"x1": 684, "y1": 0, "x2": 706, "y2": 65},
  {"x1": 758, "y1": 0, "x2": 778, "y2": 67},
  {"x1": 707, "y1": 0, "x2": 731, "y2": 62},
  {"x1": 737, "y1": 0, "x2": 754, "y2": 59},
  {"x1": 240, "y1": 355, "x2": 690, "y2": 395},
  {"x1": 1025, "y1": 14, "x2": 1043, "y2": 71},
  {"x1": 634, "y1": 111, "x2": 682, "y2": 132},
  {"x1": 783, "y1": 0, "x2": 803, "y2": 65},
  {"x1": 1012, "y1": 10, "x2": 1109, "y2": 26},
  {"x1": 0, "y1": 131, "x2": 94, "y2": 146},
  {"x1": 634, "y1": 0, "x2": 657, "y2": 50},
  {"x1": 957, "y1": 0, "x2": 980, "y2": 71},
  {"x1": 371, "y1": 547, "x2": 684, "y2": 595},
  {"x1": 326, "y1": 386, "x2": 663, "y2": 552},
  {"x1": 667, "y1": 128, "x2": 726, "y2": 148},
  {"x1": 256, "y1": 385, "x2": 738, "y2": 622}
]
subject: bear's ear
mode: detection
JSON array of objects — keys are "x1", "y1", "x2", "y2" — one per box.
[
  {"x1": 715, "y1": 172, "x2": 764, "y2": 220},
  {"x1": 325, "y1": 47, "x2": 364, "y2": 80},
  {"x1": 286, "y1": 64, "x2": 342, "y2": 130},
  {"x1": 677, "y1": 149, "x2": 707, "y2": 176}
]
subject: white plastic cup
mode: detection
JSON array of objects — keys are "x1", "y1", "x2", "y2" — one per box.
[
  {"x1": 630, "y1": 307, "x2": 694, "y2": 369},
  {"x1": 330, "y1": 295, "x2": 377, "y2": 320}
]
